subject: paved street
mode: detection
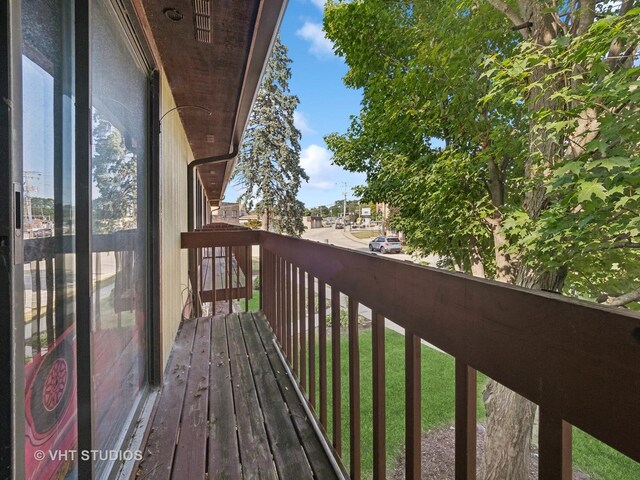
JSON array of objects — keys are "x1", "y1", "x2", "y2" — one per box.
[
  {"x1": 301, "y1": 225, "x2": 444, "y2": 352},
  {"x1": 302, "y1": 225, "x2": 439, "y2": 266}
]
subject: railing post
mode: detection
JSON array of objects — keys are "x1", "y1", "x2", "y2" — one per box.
[
  {"x1": 455, "y1": 361, "x2": 476, "y2": 480},
  {"x1": 244, "y1": 245, "x2": 250, "y2": 312},
  {"x1": 274, "y1": 254, "x2": 279, "y2": 340},
  {"x1": 372, "y1": 311, "x2": 386, "y2": 479},
  {"x1": 258, "y1": 245, "x2": 263, "y2": 311},
  {"x1": 285, "y1": 260, "x2": 291, "y2": 358},
  {"x1": 299, "y1": 269, "x2": 306, "y2": 391},
  {"x1": 308, "y1": 275, "x2": 316, "y2": 410},
  {"x1": 318, "y1": 281, "x2": 327, "y2": 427},
  {"x1": 226, "y1": 246, "x2": 232, "y2": 314},
  {"x1": 539, "y1": 411, "x2": 572, "y2": 480},
  {"x1": 405, "y1": 332, "x2": 421, "y2": 480},
  {"x1": 331, "y1": 288, "x2": 341, "y2": 456},
  {"x1": 279, "y1": 256, "x2": 285, "y2": 346},
  {"x1": 349, "y1": 297, "x2": 361, "y2": 480},
  {"x1": 292, "y1": 264, "x2": 299, "y2": 376}
]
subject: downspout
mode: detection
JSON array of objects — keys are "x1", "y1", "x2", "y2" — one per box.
[
  {"x1": 187, "y1": 144, "x2": 239, "y2": 232},
  {"x1": 187, "y1": 144, "x2": 239, "y2": 316}
]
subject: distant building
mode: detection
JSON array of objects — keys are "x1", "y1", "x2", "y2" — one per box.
[
  {"x1": 212, "y1": 202, "x2": 243, "y2": 225},
  {"x1": 304, "y1": 216, "x2": 323, "y2": 229}
]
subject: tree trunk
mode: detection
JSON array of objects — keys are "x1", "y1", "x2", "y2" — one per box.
[
  {"x1": 481, "y1": 5, "x2": 568, "y2": 478},
  {"x1": 481, "y1": 265, "x2": 566, "y2": 479},
  {"x1": 481, "y1": 381, "x2": 537, "y2": 480},
  {"x1": 469, "y1": 236, "x2": 486, "y2": 278}
]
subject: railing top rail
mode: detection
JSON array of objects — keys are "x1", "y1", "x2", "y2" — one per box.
[{"x1": 181, "y1": 230, "x2": 261, "y2": 248}]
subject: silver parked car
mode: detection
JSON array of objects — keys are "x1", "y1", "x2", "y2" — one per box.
[{"x1": 369, "y1": 236, "x2": 402, "y2": 254}]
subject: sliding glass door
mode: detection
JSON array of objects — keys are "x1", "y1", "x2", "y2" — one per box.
[
  {"x1": 90, "y1": 0, "x2": 149, "y2": 476},
  {"x1": 22, "y1": 1, "x2": 77, "y2": 479},
  {"x1": 19, "y1": 0, "x2": 153, "y2": 477}
]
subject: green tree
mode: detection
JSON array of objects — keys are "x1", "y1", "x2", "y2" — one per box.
[
  {"x1": 30, "y1": 197, "x2": 54, "y2": 220},
  {"x1": 324, "y1": 0, "x2": 639, "y2": 478},
  {"x1": 233, "y1": 37, "x2": 309, "y2": 236},
  {"x1": 92, "y1": 113, "x2": 138, "y2": 234}
]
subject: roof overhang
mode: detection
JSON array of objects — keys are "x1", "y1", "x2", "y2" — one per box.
[{"x1": 139, "y1": 0, "x2": 288, "y2": 203}]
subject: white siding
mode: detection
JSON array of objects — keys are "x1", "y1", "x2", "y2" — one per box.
[{"x1": 159, "y1": 71, "x2": 193, "y2": 369}]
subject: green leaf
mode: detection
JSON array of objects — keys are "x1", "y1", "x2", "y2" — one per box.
[{"x1": 577, "y1": 181, "x2": 607, "y2": 203}]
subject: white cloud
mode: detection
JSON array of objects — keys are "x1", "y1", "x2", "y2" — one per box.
[
  {"x1": 295, "y1": 21, "x2": 334, "y2": 58},
  {"x1": 294, "y1": 111, "x2": 316, "y2": 135},
  {"x1": 310, "y1": 0, "x2": 326, "y2": 10},
  {"x1": 300, "y1": 144, "x2": 338, "y2": 190}
]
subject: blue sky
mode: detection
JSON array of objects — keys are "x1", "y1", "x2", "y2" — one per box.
[{"x1": 230, "y1": 0, "x2": 367, "y2": 209}]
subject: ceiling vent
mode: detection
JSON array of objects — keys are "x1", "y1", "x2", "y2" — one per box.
[{"x1": 193, "y1": 0, "x2": 212, "y2": 44}]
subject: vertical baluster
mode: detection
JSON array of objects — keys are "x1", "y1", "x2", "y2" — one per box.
[
  {"x1": 299, "y1": 269, "x2": 306, "y2": 391},
  {"x1": 272, "y1": 253, "x2": 277, "y2": 332},
  {"x1": 405, "y1": 332, "x2": 421, "y2": 480},
  {"x1": 264, "y1": 251, "x2": 269, "y2": 321},
  {"x1": 275, "y1": 255, "x2": 280, "y2": 340},
  {"x1": 349, "y1": 297, "x2": 361, "y2": 479},
  {"x1": 285, "y1": 260, "x2": 291, "y2": 357},
  {"x1": 244, "y1": 245, "x2": 250, "y2": 312},
  {"x1": 198, "y1": 247, "x2": 203, "y2": 302},
  {"x1": 318, "y1": 281, "x2": 327, "y2": 427},
  {"x1": 268, "y1": 252, "x2": 273, "y2": 328},
  {"x1": 226, "y1": 246, "x2": 232, "y2": 314},
  {"x1": 292, "y1": 264, "x2": 299, "y2": 376},
  {"x1": 331, "y1": 287, "x2": 341, "y2": 455},
  {"x1": 212, "y1": 247, "x2": 217, "y2": 311},
  {"x1": 236, "y1": 246, "x2": 240, "y2": 313},
  {"x1": 279, "y1": 257, "x2": 285, "y2": 345},
  {"x1": 372, "y1": 311, "x2": 386, "y2": 479},
  {"x1": 269, "y1": 252, "x2": 274, "y2": 324},
  {"x1": 35, "y1": 261, "x2": 42, "y2": 353},
  {"x1": 95, "y1": 254, "x2": 101, "y2": 326},
  {"x1": 455, "y1": 361, "x2": 477, "y2": 480},
  {"x1": 539, "y1": 411, "x2": 572, "y2": 480},
  {"x1": 46, "y1": 256, "x2": 54, "y2": 341},
  {"x1": 259, "y1": 245, "x2": 263, "y2": 311},
  {"x1": 281, "y1": 258, "x2": 286, "y2": 345},
  {"x1": 308, "y1": 275, "x2": 316, "y2": 410}
]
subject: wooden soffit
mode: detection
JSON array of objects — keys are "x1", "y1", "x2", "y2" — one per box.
[{"x1": 139, "y1": 0, "x2": 287, "y2": 202}]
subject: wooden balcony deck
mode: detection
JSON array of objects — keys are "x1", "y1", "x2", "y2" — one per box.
[{"x1": 135, "y1": 312, "x2": 341, "y2": 480}]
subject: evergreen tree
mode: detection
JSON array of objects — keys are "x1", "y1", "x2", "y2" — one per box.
[{"x1": 234, "y1": 37, "x2": 309, "y2": 236}]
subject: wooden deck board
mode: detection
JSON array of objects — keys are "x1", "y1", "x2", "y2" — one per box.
[
  {"x1": 136, "y1": 313, "x2": 341, "y2": 480},
  {"x1": 226, "y1": 313, "x2": 277, "y2": 479},
  {"x1": 240, "y1": 312, "x2": 314, "y2": 479},
  {"x1": 172, "y1": 318, "x2": 211, "y2": 479},
  {"x1": 208, "y1": 314, "x2": 241, "y2": 479},
  {"x1": 137, "y1": 318, "x2": 198, "y2": 480},
  {"x1": 253, "y1": 311, "x2": 340, "y2": 480}
]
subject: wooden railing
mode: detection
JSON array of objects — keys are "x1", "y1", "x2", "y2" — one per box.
[
  {"x1": 24, "y1": 230, "x2": 140, "y2": 354},
  {"x1": 182, "y1": 225, "x2": 259, "y2": 314},
  {"x1": 182, "y1": 229, "x2": 640, "y2": 479}
]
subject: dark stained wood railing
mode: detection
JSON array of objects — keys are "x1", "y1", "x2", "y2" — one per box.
[
  {"x1": 182, "y1": 229, "x2": 640, "y2": 480},
  {"x1": 181, "y1": 226, "x2": 258, "y2": 313}
]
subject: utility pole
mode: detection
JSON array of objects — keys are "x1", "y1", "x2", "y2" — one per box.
[
  {"x1": 341, "y1": 182, "x2": 348, "y2": 220},
  {"x1": 23, "y1": 171, "x2": 42, "y2": 231}
]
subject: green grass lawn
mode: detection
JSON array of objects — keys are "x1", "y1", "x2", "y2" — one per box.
[
  {"x1": 246, "y1": 290, "x2": 261, "y2": 312},
  {"x1": 314, "y1": 329, "x2": 486, "y2": 477},
  {"x1": 351, "y1": 230, "x2": 378, "y2": 239},
  {"x1": 304, "y1": 328, "x2": 640, "y2": 480}
]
